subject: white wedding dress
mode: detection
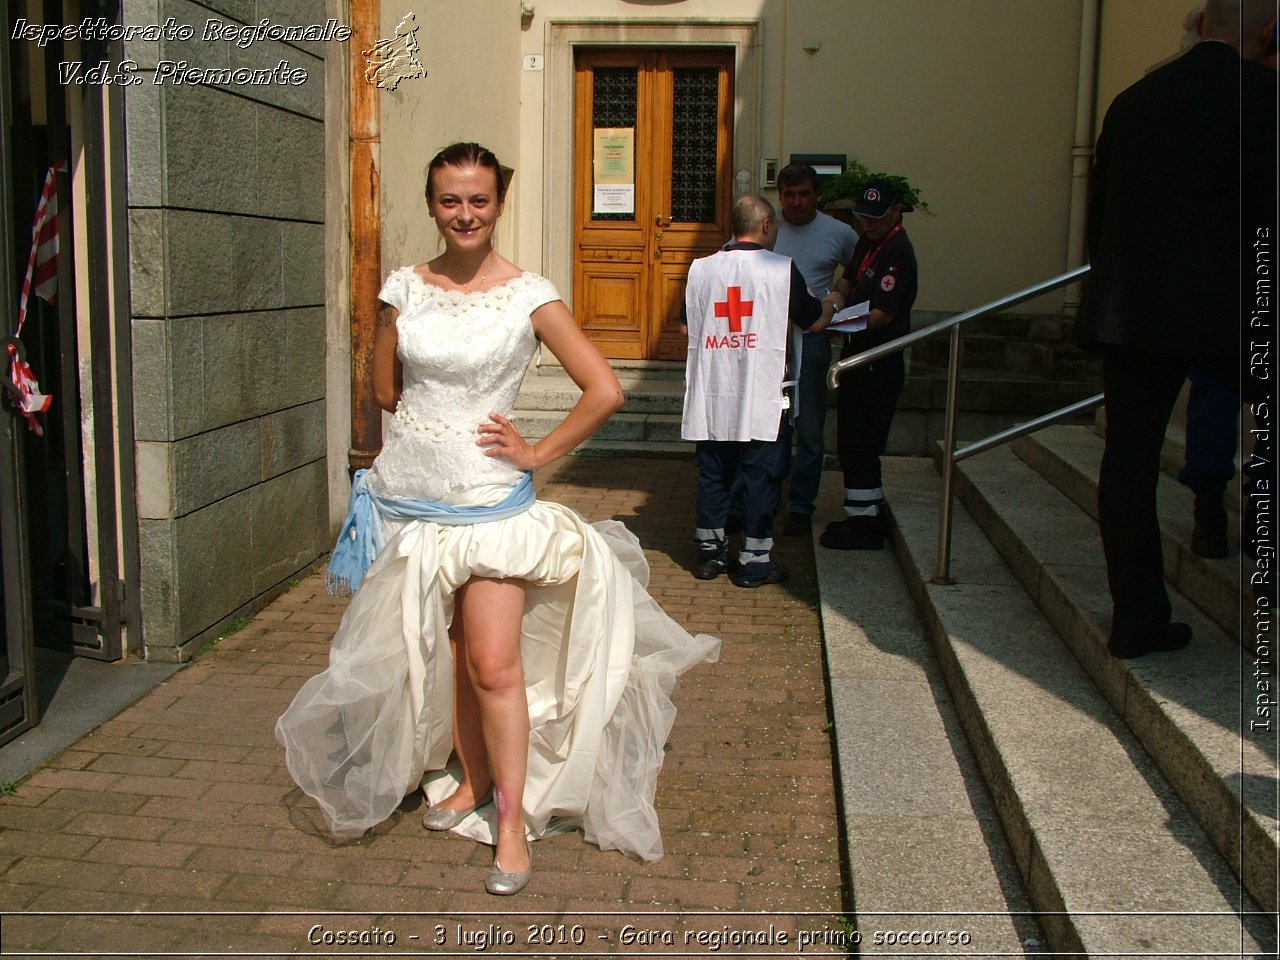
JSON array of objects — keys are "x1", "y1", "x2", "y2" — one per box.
[{"x1": 276, "y1": 268, "x2": 719, "y2": 861}]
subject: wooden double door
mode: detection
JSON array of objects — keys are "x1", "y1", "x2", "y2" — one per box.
[{"x1": 573, "y1": 48, "x2": 734, "y2": 360}]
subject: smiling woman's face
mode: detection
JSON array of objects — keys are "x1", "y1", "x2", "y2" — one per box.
[{"x1": 427, "y1": 163, "x2": 504, "y2": 253}]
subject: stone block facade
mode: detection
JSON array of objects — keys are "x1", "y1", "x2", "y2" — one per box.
[{"x1": 126, "y1": 0, "x2": 331, "y2": 660}]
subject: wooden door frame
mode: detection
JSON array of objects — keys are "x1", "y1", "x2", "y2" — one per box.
[
  {"x1": 542, "y1": 20, "x2": 761, "y2": 364},
  {"x1": 572, "y1": 47, "x2": 734, "y2": 361}
]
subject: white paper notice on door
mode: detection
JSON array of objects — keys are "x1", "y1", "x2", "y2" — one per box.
[
  {"x1": 593, "y1": 184, "x2": 635, "y2": 214},
  {"x1": 593, "y1": 128, "x2": 635, "y2": 214}
]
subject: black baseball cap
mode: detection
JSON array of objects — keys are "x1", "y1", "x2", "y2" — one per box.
[{"x1": 853, "y1": 179, "x2": 899, "y2": 218}]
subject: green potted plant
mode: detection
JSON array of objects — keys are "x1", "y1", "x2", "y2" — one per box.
[{"x1": 819, "y1": 161, "x2": 930, "y2": 216}]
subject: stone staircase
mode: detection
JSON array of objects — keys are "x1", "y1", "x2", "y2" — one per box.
[
  {"x1": 520, "y1": 317, "x2": 1278, "y2": 955},
  {"x1": 899, "y1": 311, "x2": 1100, "y2": 458},
  {"x1": 514, "y1": 361, "x2": 690, "y2": 457},
  {"x1": 515, "y1": 311, "x2": 1102, "y2": 459},
  {"x1": 908, "y1": 311, "x2": 1099, "y2": 382},
  {"x1": 869, "y1": 385, "x2": 1276, "y2": 956}
]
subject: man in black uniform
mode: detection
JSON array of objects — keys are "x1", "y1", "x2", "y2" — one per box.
[{"x1": 819, "y1": 179, "x2": 918, "y2": 551}]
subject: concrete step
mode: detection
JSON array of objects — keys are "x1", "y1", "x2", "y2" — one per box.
[
  {"x1": 510, "y1": 409, "x2": 686, "y2": 445},
  {"x1": 518, "y1": 362, "x2": 1102, "y2": 461},
  {"x1": 906, "y1": 308, "x2": 1099, "y2": 382},
  {"x1": 559, "y1": 438, "x2": 692, "y2": 459},
  {"x1": 515, "y1": 365, "x2": 691, "y2": 457},
  {"x1": 912, "y1": 333, "x2": 1043, "y2": 374},
  {"x1": 1010, "y1": 425, "x2": 1241, "y2": 644},
  {"x1": 912, "y1": 335, "x2": 1101, "y2": 380},
  {"x1": 910, "y1": 309, "x2": 1078, "y2": 343},
  {"x1": 882, "y1": 456, "x2": 1275, "y2": 956},
  {"x1": 904, "y1": 368, "x2": 1100, "y2": 415},
  {"x1": 1029, "y1": 341, "x2": 1103, "y2": 380},
  {"x1": 890, "y1": 369, "x2": 1099, "y2": 459},
  {"x1": 519, "y1": 365, "x2": 686, "y2": 416},
  {"x1": 812, "y1": 470, "x2": 1043, "y2": 955},
  {"x1": 942, "y1": 446, "x2": 1277, "y2": 918}
]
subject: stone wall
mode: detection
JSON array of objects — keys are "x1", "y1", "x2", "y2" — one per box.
[{"x1": 127, "y1": 0, "x2": 331, "y2": 661}]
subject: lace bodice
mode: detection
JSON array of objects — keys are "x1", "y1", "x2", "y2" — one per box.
[{"x1": 366, "y1": 267, "x2": 560, "y2": 502}]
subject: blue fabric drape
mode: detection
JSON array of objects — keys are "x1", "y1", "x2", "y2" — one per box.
[{"x1": 326, "y1": 469, "x2": 536, "y2": 596}]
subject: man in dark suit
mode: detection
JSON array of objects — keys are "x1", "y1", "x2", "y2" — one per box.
[{"x1": 1076, "y1": 0, "x2": 1277, "y2": 658}]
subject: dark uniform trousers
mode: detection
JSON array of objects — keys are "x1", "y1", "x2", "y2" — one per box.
[
  {"x1": 835, "y1": 349, "x2": 905, "y2": 496},
  {"x1": 695, "y1": 417, "x2": 792, "y2": 547}
]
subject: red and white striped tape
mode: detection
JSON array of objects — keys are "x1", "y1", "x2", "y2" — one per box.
[{"x1": 8, "y1": 161, "x2": 65, "y2": 435}]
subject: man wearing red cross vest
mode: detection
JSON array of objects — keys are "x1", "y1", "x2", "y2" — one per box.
[{"x1": 681, "y1": 195, "x2": 826, "y2": 587}]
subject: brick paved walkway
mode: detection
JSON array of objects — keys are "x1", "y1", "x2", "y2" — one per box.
[{"x1": 0, "y1": 457, "x2": 846, "y2": 955}]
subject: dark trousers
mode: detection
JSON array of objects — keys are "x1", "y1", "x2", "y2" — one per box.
[
  {"x1": 695, "y1": 421, "x2": 791, "y2": 548},
  {"x1": 787, "y1": 331, "x2": 832, "y2": 516},
  {"x1": 1098, "y1": 347, "x2": 1193, "y2": 641},
  {"x1": 836, "y1": 351, "x2": 905, "y2": 492},
  {"x1": 1178, "y1": 366, "x2": 1240, "y2": 495}
]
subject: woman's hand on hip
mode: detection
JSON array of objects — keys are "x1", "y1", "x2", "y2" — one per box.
[{"x1": 477, "y1": 412, "x2": 538, "y2": 470}]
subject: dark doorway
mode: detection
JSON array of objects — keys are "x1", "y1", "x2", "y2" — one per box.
[{"x1": 1, "y1": 0, "x2": 139, "y2": 749}]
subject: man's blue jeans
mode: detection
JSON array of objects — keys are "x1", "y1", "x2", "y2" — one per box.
[{"x1": 786, "y1": 331, "x2": 832, "y2": 517}]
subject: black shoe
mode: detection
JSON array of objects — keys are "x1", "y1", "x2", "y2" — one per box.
[
  {"x1": 1190, "y1": 492, "x2": 1228, "y2": 558},
  {"x1": 1107, "y1": 622, "x2": 1192, "y2": 659},
  {"x1": 782, "y1": 512, "x2": 812, "y2": 536},
  {"x1": 730, "y1": 564, "x2": 789, "y2": 588},
  {"x1": 724, "y1": 515, "x2": 743, "y2": 536},
  {"x1": 694, "y1": 553, "x2": 728, "y2": 580},
  {"x1": 819, "y1": 516, "x2": 885, "y2": 550}
]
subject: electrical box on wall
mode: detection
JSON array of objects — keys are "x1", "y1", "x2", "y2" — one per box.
[{"x1": 761, "y1": 158, "x2": 778, "y2": 188}]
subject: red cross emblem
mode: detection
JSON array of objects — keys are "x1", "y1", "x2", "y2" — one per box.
[{"x1": 713, "y1": 286, "x2": 754, "y2": 333}]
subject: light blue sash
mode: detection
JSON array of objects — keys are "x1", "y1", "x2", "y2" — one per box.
[{"x1": 326, "y1": 469, "x2": 536, "y2": 596}]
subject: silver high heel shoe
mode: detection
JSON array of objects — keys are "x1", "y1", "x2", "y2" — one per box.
[
  {"x1": 484, "y1": 829, "x2": 531, "y2": 896},
  {"x1": 421, "y1": 789, "x2": 491, "y2": 831}
]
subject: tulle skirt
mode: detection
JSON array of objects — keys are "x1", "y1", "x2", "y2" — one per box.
[{"x1": 275, "y1": 499, "x2": 719, "y2": 861}]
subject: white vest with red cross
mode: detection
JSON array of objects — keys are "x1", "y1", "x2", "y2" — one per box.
[{"x1": 681, "y1": 247, "x2": 793, "y2": 442}]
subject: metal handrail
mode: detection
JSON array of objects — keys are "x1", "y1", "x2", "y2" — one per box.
[{"x1": 828, "y1": 264, "x2": 1098, "y2": 583}]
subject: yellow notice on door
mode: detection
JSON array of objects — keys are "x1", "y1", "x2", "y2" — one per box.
[{"x1": 593, "y1": 128, "x2": 635, "y2": 214}]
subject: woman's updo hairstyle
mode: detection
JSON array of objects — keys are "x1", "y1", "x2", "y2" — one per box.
[{"x1": 424, "y1": 142, "x2": 507, "y2": 202}]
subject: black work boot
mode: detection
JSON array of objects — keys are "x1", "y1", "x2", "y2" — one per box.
[
  {"x1": 694, "y1": 544, "x2": 729, "y2": 580},
  {"x1": 819, "y1": 513, "x2": 886, "y2": 550},
  {"x1": 1190, "y1": 490, "x2": 1228, "y2": 559}
]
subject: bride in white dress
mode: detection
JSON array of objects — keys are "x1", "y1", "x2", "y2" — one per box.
[{"x1": 275, "y1": 142, "x2": 719, "y2": 895}]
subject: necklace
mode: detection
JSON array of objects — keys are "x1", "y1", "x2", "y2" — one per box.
[{"x1": 459, "y1": 252, "x2": 494, "y2": 293}]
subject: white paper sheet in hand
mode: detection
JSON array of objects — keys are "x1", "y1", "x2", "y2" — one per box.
[{"x1": 827, "y1": 300, "x2": 871, "y2": 334}]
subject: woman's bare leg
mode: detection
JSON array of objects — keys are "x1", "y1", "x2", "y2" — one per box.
[
  {"x1": 430, "y1": 597, "x2": 493, "y2": 813},
  {"x1": 455, "y1": 576, "x2": 530, "y2": 873}
]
